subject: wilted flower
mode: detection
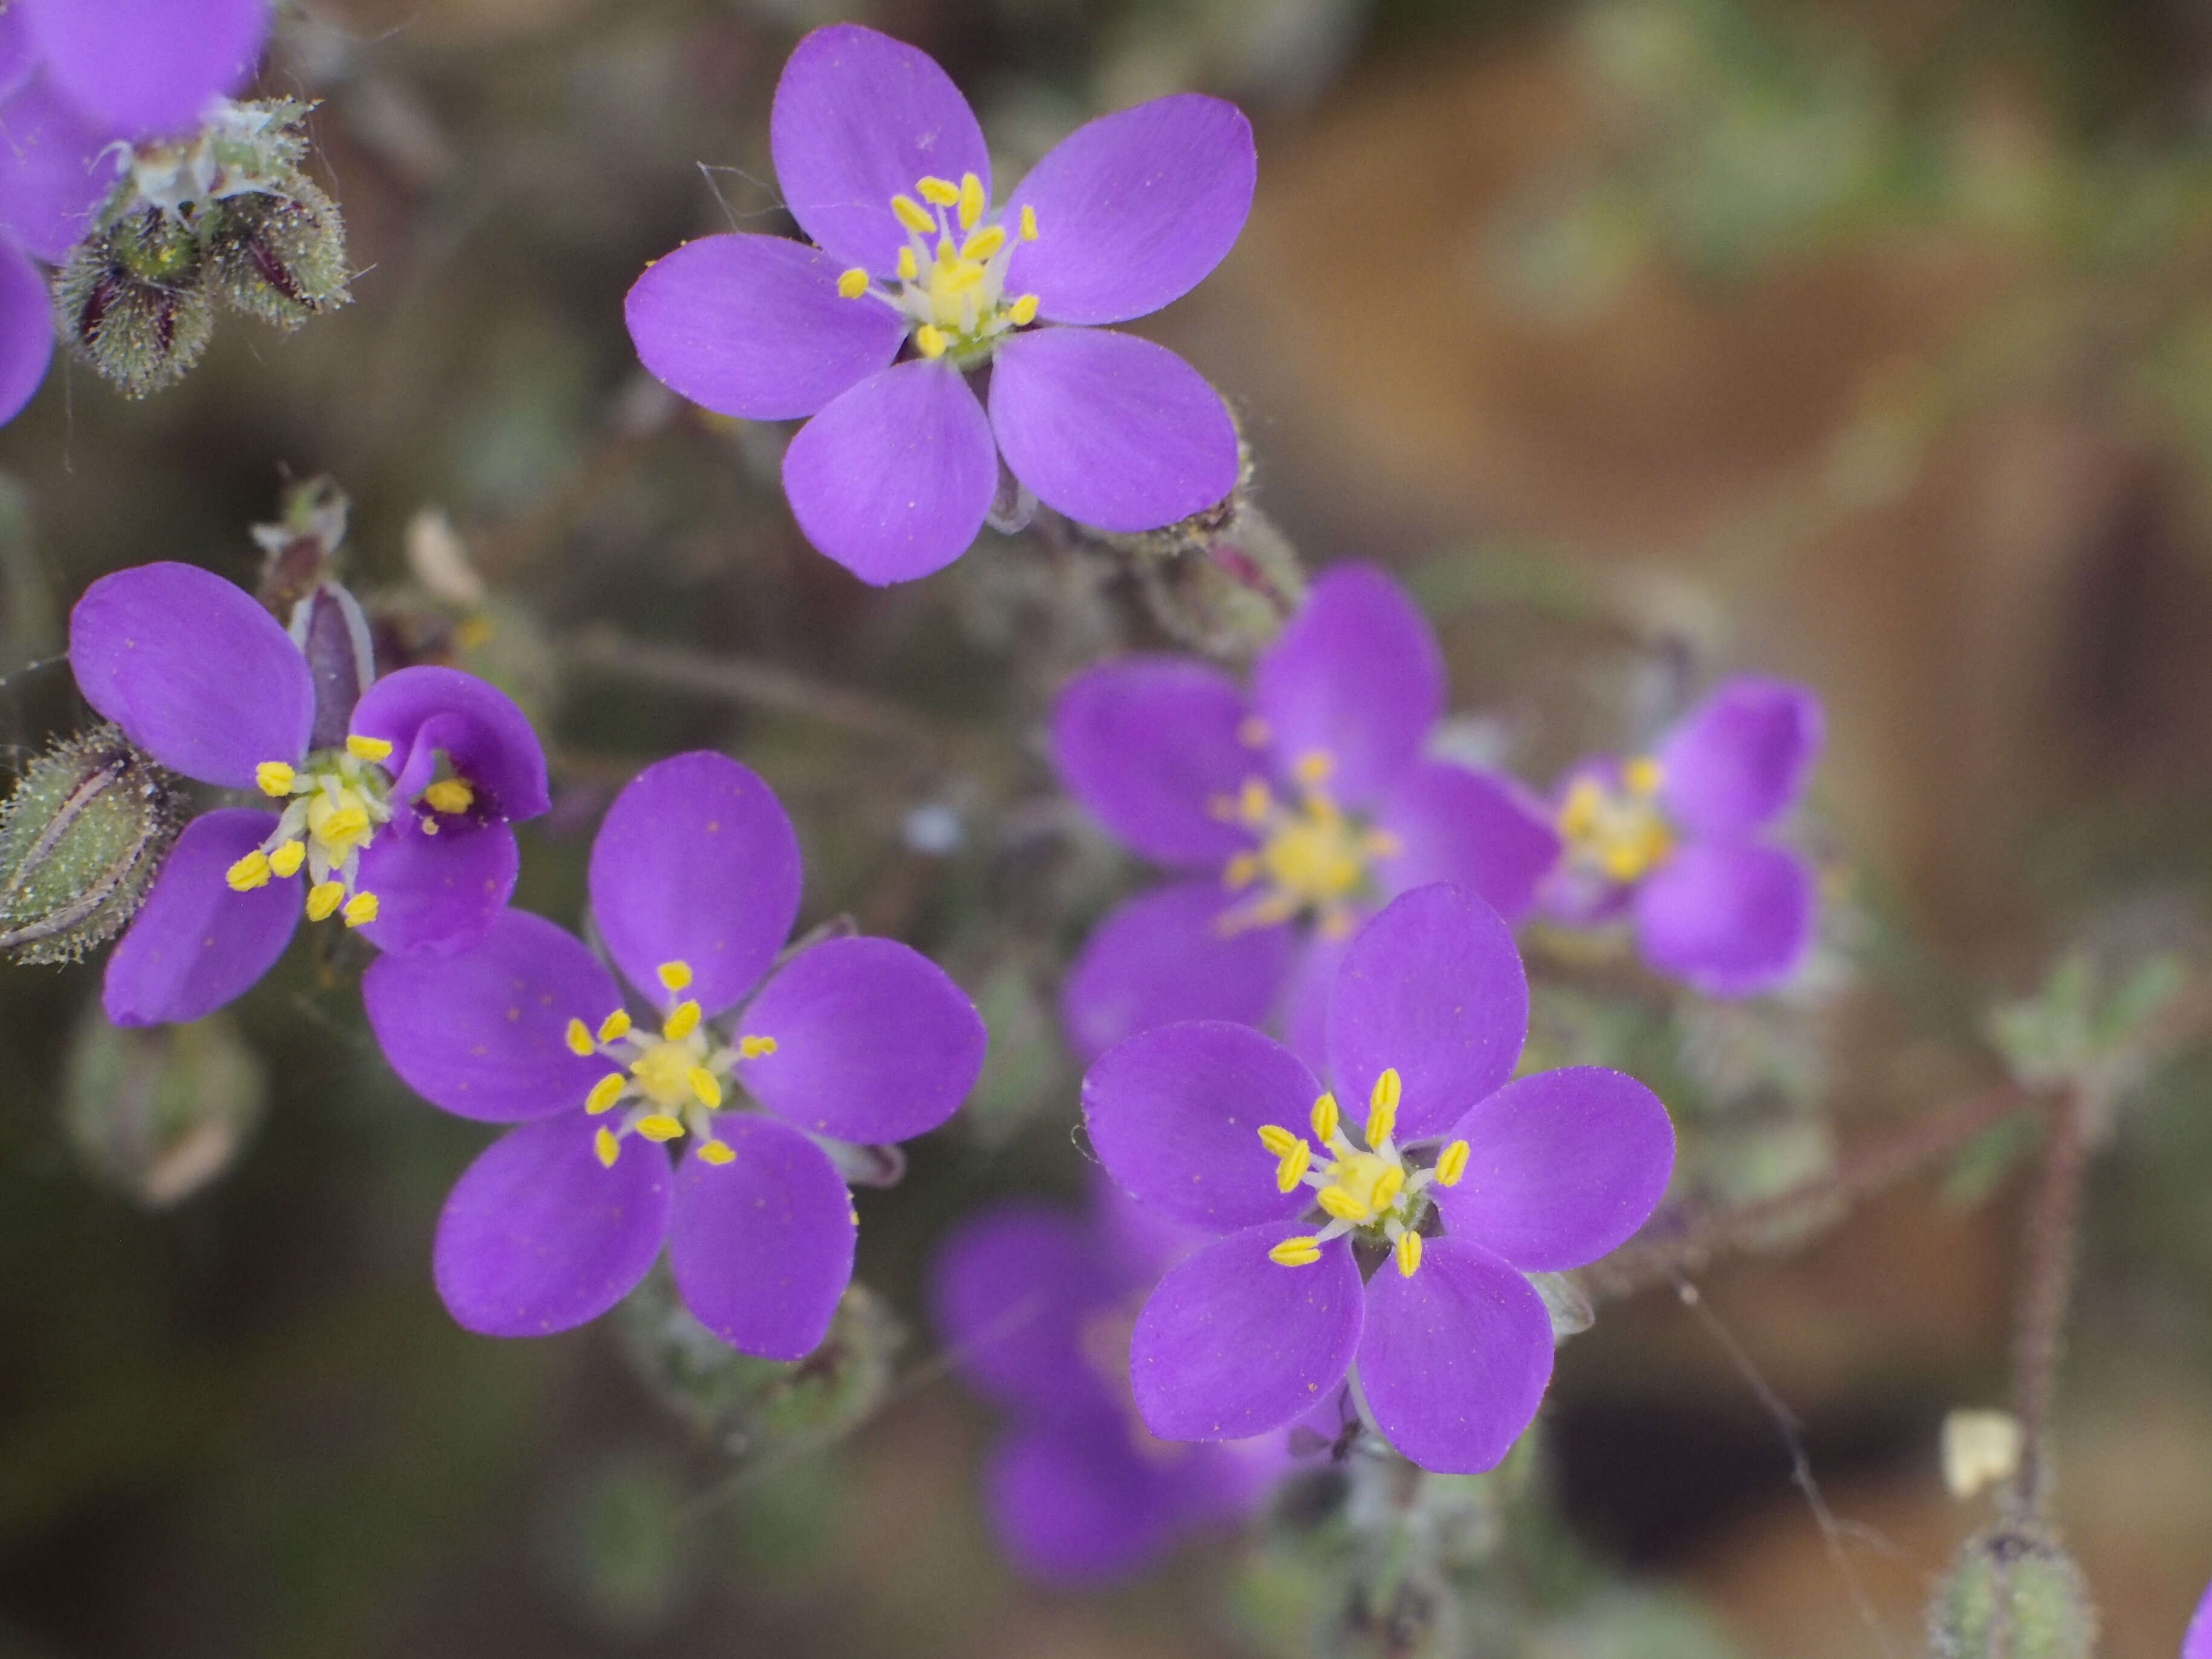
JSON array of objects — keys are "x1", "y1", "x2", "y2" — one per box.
[
  {"x1": 625, "y1": 23, "x2": 1252, "y2": 584},
  {"x1": 1053, "y1": 563, "x2": 1560, "y2": 1065},
  {"x1": 1082, "y1": 882, "x2": 1674, "y2": 1473},
  {"x1": 1544, "y1": 675, "x2": 1823, "y2": 995},
  {"x1": 68, "y1": 561, "x2": 549, "y2": 1024},
  {"x1": 363, "y1": 751, "x2": 988, "y2": 1360}
]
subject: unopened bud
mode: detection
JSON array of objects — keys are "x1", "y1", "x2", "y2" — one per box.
[
  {"x1": 62, "y1": 1004, "x2": 266, "y2": 1206},
  {"x1": 0, "y1": 726, "x2": 189, "y2": 964},
  {"x1": 1122, "y1": 494, "x2": 1309, "y2": 665},
  {"x1": 54, "y1": 214, "x2": 215, "y2": 398},
  {"x1": 1929, "y1": 1526, "x2": 2098, "y2": 1659},
  {"x1": 208, "y1": 179, "x2": 351, "y2": 331}
]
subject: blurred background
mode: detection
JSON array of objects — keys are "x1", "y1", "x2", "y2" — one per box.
[{"x1": 5, "y1": 0, "x2": 2212, "y2": 1654}]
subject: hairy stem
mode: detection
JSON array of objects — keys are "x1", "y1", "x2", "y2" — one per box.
[{"x1": 2007, "y1": 1086, "x2": 2087, "y2": 1518}]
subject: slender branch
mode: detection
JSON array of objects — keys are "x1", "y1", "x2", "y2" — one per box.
[
  {"x1": 2007, "y1": 1085, "x2": 2087, "y2": 1516},
  {"x1": 1584, "y1": 1084, "x2": 2034, "y2": 1301}
]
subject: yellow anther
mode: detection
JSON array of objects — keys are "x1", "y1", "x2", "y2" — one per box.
[
  {"x1": 1311, "y1": 1093, "x2": 1340, "y2": 1144},
  {"x1": 635, "y1": 1114, "x2": 684, "y2": 1142},
  {"x1": 915, "y1": 325, "x2": 948, "y2": 359},
  {"x1": 565, "y1": 1018, "x2": 594, "y2": 1056},
  {"x1": 346, "y1": 735, "x2": 394, "y2": 763},
  {"x1": 1275, "y1": 1139, "x2": 1312, "y2": 1193},
  {"x1": 656, "y1": 960, "x2": 692, "y2": 992},
  {"x1": 255, "y1": 761, "x2": 295, "y2": 797},
  {"x1": 594, "y1": 1126, "x2": 620, "y2": 1167},
  {"x1": 1434, "y1": 1139, "x2": 1470, "y2": 1188},
  {"x1": 1395, "y1": 1231, "x2": 1424, "y2": 1278},
  {"x1": 267, "y1": 840, "x2": 305, "y2": 878},
  {"x1": 916, "y1": 175, "x2": 961, "y2": 206},
  {"x1": 423, "y1": 777, "x2": 474, "y2": 815},
  {"x1": 597, "y1": 1009, "x2": 632, "y2": 1044},
  {"x1": 891, "y1": 194, "x2": 935, "y2": 234},
  {"x1": 1019, "y1": 204, "x2": 1038, "y2": 240},
  {"x1": 895, "y1": 246, "x2": 918, "y2": 282},
  {"x1": 1366, "y1": 1068, "x2": 1402, "y2": 1148},
  {"x1": 960, "y1": 225, "x2": 1006, "y2": 263},
  {"x1": 1269, "y1": 1235, "x2": 1322, "y2": 1267},
  {"x1": 1623, "y1": 756, "x2": 1665, "y2": 796},
  {"x1": 342, "y1": 891, "x2": 379, "y2": 928},
  {"x1": 1237, "y1": 777, "x2": 1271, "y2": 823},
  {"x1": 305, "y1": 881, "x2": 345, "y2": 921},
  {"x1": 687, "y1": 1067, "x2": 722, "y2": 1108},
  {"x1": 836, "y1": 266, "x2": 871, "y2": 299},
  {"x1": 958, "y1": 171, "x2": 985, "y2": 229},
  {"x1": 225, "y1": 850, "x2": 272, "y2": 892},
  {"x1": 663, "y1": 1000, "x2": 701, "y2": 1041},
  {"x1": 1008, "y1": 293, "x2": 1039, "y2": 326},
  {"x1": 585, "y1": 1074, "x2": 626, "y2": 1115},
  {"x1": 1223, "y1": 851, "x2": 1260, "y2": 891},
  {"x1": 1318, "y1": 1186, "x2": 1369, "y2": 1223},
  {"x1": 1258, "y1": 1124, "x2": 1301, "y2": 1157},
  {"x1": 1294, "y1": 750, "x2": 1335, "y2": 785},
  {"x1": 698, "y1": 1139, "x2": 736, "y2": 1167},
  {"x1": 1372, "y1": 1165, "x2": 1405, "y2": 1210},
  {"x1": 738, "y1": 1034, "x2": 778, "y2": 1059}
]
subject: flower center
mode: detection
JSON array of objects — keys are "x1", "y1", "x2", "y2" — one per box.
[
  {"x1": 835, "y1": 171, "x2": 1041, "y2": 368},
  {"x1": 1257, "y1": 1068, "x2": 1471, "y2": 1280},
  {"x1": 1214, "y1": 748, "x2": 1400, "y2": 939},
  {"x1": 1557, "y1": 756, "x2": 1674, "y2": 885},
  {"x1": 566, "y1": 958, "x2": 778, "y2": 1168}
]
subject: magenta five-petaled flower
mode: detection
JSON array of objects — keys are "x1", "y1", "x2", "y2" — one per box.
[
  {"x1": 364, "y1": 751, "x2": 987, "y2": 1360},
  {"x1": 1052, "y1": 563, "x2": 1561, "y2": 1068},
  {"x1": 624, "y1": 23, "x2": 1252, "y2": 585},
  {"x1": 1081, "y1": 882, "x2": 1674, "y2": 1474},
  {"x1": 68, "y1": 561, "x2": 549, "y2": 1026},
  {"x1": 0, "y1": 0, "x2": 273, "y2": 424},
  {"x1": 2188, "y1": 1578, "x2": 2212, "y2": 1658},
  {"x1": 1544, "y1": 675, "x2": 1824, "y2": 996}
]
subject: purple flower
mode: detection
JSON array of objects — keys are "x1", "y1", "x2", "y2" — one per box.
[
  {"x1": 1543, "y1": 675, "x2": 1824, "y2": 996},
  {"x1": 624, "y1": 23, "x2": 1251, "y2": 586},
  {"x1": 2190, "y1": 1579, "x2": 2212, "y2": 1659},
  {"x1": 1081, "y1": 882, "x2": 1674, "y2": 1474},
  {"x1": 931, "y1": 1177, "x2": 1303, "y2": 1585},
  {"x1": 68, "y1": 561, "x2": 549, "y2": 1024},
  {"x1": 0, "y1": 0, "x2": 272, "y2": 424},
  {"x1": 363, "y1": 750, "x2": 989, "y2": 1360},
  {"x1": 1053, "y1": 563, "x2": 1561, "y2": 1067}
]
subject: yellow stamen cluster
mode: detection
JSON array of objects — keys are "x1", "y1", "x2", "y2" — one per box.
[
  {"x1": 838, "y1": 170, "x2": 1042, "y2": 365},
  {"x1": 573, "y1": 958, "x2": 778, "y2": 1170},
  {"x1": 1214, "y1": 747, "x2": 1401, "y2": 940},
  {"x1": 1557, "y1": 756, "x2": 1674, "y2": 885},
  {"x1": 1260, "y1": 1068, "x2": 1472, "y2": 1279}
]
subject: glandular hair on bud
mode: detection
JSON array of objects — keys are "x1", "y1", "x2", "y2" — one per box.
[
  {"x1": 208, "y1": 179, "x2": 351, "y2": 331},
  {"x1": 1929, "y1": 1526, "x2": 2098, "y2": 1659},
  {"x1": 62, "y1": 1004, "x2": 266, "y2": 1207},
  {"x1": 53, "y1": 216, "x2": 215, "y2": 399},
  {"x1": 0, "y1": 726, "x2": 189, "y2": 965}
]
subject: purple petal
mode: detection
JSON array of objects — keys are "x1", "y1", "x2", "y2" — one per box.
[
  {"x1": 624, "y1": 234, "x2": 903, "y2": 420},
  {"x1": 1656, "y1": 676, "x2": 1824, "y2": 835},
  {"x1": 783, "y1": 361, "x2": 996, "y2": 584},
  {"x1": 987, "y1": 1419, "x2": 1179, "y2": 1586},
  {"x1": 1253, "y1": 564, "x2": 1443, "y2": 808},
  {"x1": 69, "y1": 561, "x2": 313, "y2": 788},
  {"x1": 362, "y1": 908, "x2": 621, "y2": 1124},
  {"x1": 930, "y1": 1202, "x2": 1121, "y2": 1419},
  {"x1": 433, "y1": 1115, "x2": 672, "y2": 1338},
  {"x1": 1356, "y1": 1237, "x2": 1553, "y2": 1474},
  {"x1": 1050, "y1": 655, "x2": 1259, "y2": 868},
  {"x1": 1090, "y1": 1165, "x2": 1208, "y2": 1286},
  {"x1": 667, "y1": 1114, "x2": 856, "y2": 1361},
  {"x1": 1634, "y1": 841, "x2": 1815, "y2": 997},
  {"x1": 1082, "y1": 1020, "x2": 1319, "y2": 1232},
  {"x1": 1375, "y1": 762, "x2": 1561, "y2": 924},
  {"x1": 1431, "y1": 1067, "x2": 1674, "y2": 1271},
  {"x1": 351, "y1": 665, "x2": 551, "y2": 825},
  {"x1": 1059, "y1": 880, "x2": 1289, "y2": 1064},
  {"x1": 1276, "y1": 929, "x2": 1349, "y2": 1075},
  {"x1": 1324, "y1": 884, "x2": 1530, "y2": 1143},
  {"x1": 0, "y1": 238, "x2": 51, "y2": 425},
  {"x1": 352, "y1": 820, "x2": 517, "y2": 959},
  {"x1": 587, "y1": 751, "x2": 801, "y2": 1017},
  {"x1": 989, "y1": 327, "x2": 1239, "y2": 533},
  {"x1": 733, "y1": 935, "x2": 985, "y2": 1144},
  {"x1": 22, "y1": 0, "x2": 268, "y2": 137},
  {"x1": 102, "y1": 808, "x2": 297, "y2": 1026},
  {"x1": 0, "y1": 11, "x2": 37, "y2": 103},
  {"x1": 0, "y1": 74, "x2": 117, "y2": 261},
  {"x1": 2187, "y1": 1579, "x2": 2212, "y2": 1659},
  {"x1": 1130, "y1": 1223, "x2": 1364, "y2": 1441},
  {"x1": 769, "y1": 24, "x2": 989, "y2": 275},
  {"x1": 1004, "y1": 94, "x2": 1255, "y2": 326}
]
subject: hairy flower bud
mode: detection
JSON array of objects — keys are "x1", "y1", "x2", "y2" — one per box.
[
  {"x1": 54, "y1": 215, "x2": 216, "y2": 398},
  {"x1": 1122, "y1": 494, "x2": 1311, "y2": 664},
  {"x1": 1928, "y1": 1526, "x2": 2098, "y2": 1659},
  {"x1": 208, "y1": 179, "x2": 352, "y2": 331},
  {"x1": 62, "y1": 1004, "x2": 266, "y2": 1206},
  {"x1": 0, "y1": 726, "x2": 189, "y2": 965}
]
